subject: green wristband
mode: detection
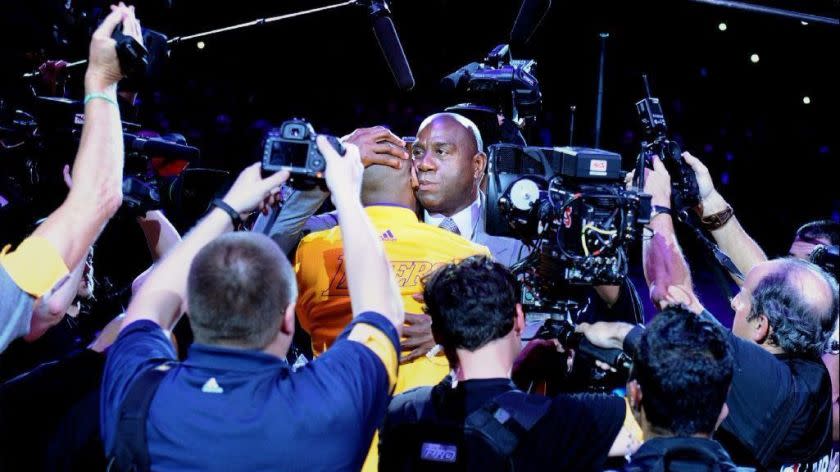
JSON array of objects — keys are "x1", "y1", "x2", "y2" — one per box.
[{"x1": 83, "y1": 92, "x2": 118, "y2": 107}]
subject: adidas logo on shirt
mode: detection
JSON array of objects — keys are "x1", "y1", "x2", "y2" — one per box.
[
  {"x1": 380, "y1": 230, "x2": 397, "y2": 242},
  {"x1": 201, "y1": 377, "x2": 224, "y2": 394}
]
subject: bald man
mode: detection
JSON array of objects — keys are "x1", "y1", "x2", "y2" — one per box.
[
  {"x1": 580, "y1": 158, "x2": 839, "y2": 470},
  {"x1": 412, "y1": 113, "x2": 527, "y2": 267}
]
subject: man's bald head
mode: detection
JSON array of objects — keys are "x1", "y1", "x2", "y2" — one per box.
[
  {"x1": 417, "y1": 113, "x2": 484, "y2": 155},
  {"x1": 412, "y1": 113, "x2": 487, "y2": 216},
  {"x1": 361, "y1": 161, "x2": 416, "y2": 210}
]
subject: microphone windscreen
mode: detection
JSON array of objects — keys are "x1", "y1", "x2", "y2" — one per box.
[{"x1": 371, "y1": 14, "x2": 415, "y2": 91}]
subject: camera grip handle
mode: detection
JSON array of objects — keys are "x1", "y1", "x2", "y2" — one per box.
[
  {"x1": 576, "y1": 337, "x2": 627, "y2": 368},
  {"x1": 112, "y1": 25, "x2": 149, "y2": 81},
  {"x1": 324, "y1": 135, "x2": 346, "y2": 157}
]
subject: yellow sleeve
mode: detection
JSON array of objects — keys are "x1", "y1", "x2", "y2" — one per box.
[
  {"x1": 0, "y1": 236, "x2": 69, "y2": 297},
  {"x1": 348, "y1": 322, "x2": 399, "y2": 393}
]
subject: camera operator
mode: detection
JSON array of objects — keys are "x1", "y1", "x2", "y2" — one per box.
[
  {"x1": 0, "y1": 175, "x2": 182, "y2": 470},
  {"x1": 0, "y1": 4, "x2": 138, "y2": 353},
  {"x1": 579, "y1": 157, "x2": 838, "y2": 471},
  {"x1": 685, "y1": 152, "x2": 840, "y2": 452},
  {"x1": 101, "y1": 137, "x2": 404, "y2": 470},
  {"x1": 379, "y1": 255, "x2": 642, "y2": 471},
  {"x1": 1, "y1": 163, "x2": 182, "y2": 381}
]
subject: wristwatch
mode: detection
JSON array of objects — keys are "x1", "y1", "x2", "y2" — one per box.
[{"x1": 209, "y1": 198, "x2": 244, "y2": 230}]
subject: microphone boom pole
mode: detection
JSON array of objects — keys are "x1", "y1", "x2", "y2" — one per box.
[{"x1": 23, "y1": 0, "x2": 361, "y2": 79}]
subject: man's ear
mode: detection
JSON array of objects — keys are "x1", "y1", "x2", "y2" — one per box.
[
  {"x1": 752, "y1": 313, "x2": 770, "y2": 344},
  {"x1": 281, "y1": 303, "x2": 296, "y2": 336},
  {"x1": 715, "y1": 402, "x2": 730, "y2": 431},
  {"x1": 473, "y1": 152, "x2": 487, "y2": 180},
  {"x1": 514, "y1": 303, "x2": 525, "y2": 335},
  {"x1": 627, "y1": 380, "x2": 643, "y2": 413}
]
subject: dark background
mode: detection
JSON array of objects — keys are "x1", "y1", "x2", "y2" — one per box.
[{"x1": 1, "y1": 0, "x2": 838, "y2": 323}]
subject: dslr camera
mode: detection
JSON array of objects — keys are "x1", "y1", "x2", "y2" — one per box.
[
  {"x1": 634, "y1": 76, "x2": 701, "y2": 210},
  {"x1": 261, "y1": 119, "x2": 344, "y2": 185}
]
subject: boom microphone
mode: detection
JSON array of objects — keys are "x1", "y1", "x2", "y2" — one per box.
[
  {"x1": 368, "y1": 1, "x2": 415, "y2": 91},
  {"x1": 510, "y1": 0, "x2": 552, "y2": 46}
]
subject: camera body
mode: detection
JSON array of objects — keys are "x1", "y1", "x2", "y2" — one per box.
[
  {"x1": 487, "y1": 144, "x2": 651, "y2": 290},
  {"x1": 442, "y1": 44, "x2": 542, "y2": 124},
  {"x1": 262, "y1": 119, "x2": 329, "y2": 179},
  {"x1": 635, "y1": 94, "x2": 701, "y2": 210}
]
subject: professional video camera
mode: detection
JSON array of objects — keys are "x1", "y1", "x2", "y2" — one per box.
[
  {"x1": 634, "y1": 75, "x2": 701, "y2": 210},
  {"x1": 486, "y1": 144, "x2": 651, "y2": 313},
  {"x1": 441, "y1": 44, "x2": 541, "y2": 145},
  {"x1": 444, "y1": 40, "x2": 646, "y2": 387}
]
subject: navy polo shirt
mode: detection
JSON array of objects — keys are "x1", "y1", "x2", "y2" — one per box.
[{"x1": 101, "y1": 311, "x2": 399, "y2": 472}]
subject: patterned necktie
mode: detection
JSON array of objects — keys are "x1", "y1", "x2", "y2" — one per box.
[{"x1": 438, "y1": 217, "x2": 461, "y2": 235}]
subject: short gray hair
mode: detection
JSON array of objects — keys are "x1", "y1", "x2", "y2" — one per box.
[{"x1": 749, "y1": 258, "x2": 839, "y2": 357}]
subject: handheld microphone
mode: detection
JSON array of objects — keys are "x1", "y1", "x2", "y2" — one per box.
[{"x1": 368, "y1": 1, "x2": 415, "y2": 91}]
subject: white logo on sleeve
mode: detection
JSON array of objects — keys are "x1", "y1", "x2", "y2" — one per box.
[{"x1": 201, "y1": 377, "x2": 224, "y2": 394}]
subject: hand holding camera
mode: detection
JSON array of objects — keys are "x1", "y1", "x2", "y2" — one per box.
[
  {"x1": 86, "y1": 3, "x2": 143, "y2": 92},
  {"x1": 222, "y1": 163, "x2": 290, "y2": 218}
]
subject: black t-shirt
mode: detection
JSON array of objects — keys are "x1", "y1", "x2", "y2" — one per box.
[
  {"x1": 696, "y1": 312, "x2": 833, "y2": 470},
  {"x1": 382, "y1": 378, "x2": 626, "y2": 471},
  {"x1": 625, "y1": 436, "x2": 738, "y2": 472}
]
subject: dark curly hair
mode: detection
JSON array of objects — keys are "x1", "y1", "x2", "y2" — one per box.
[
  {"x1": 795, "y1": 220, "x2": 840, "y2": 246},
  {"x1": 422, "y1": 255, "x2": 520, "y2": 352},
  {"x1": 634, "y1": 305, "x2": 734, "y2": 436},
  {"x1": 748, "y1": 258, "x2": 839, "y2": 357}
]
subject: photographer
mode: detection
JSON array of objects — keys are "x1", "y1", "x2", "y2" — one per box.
[
  {"x1": 0, "y1": 4, "x2": 138, "y2": 352},
  {"x1": 579, "y1": 157, "x2": 838, "y2": 471},
  {"x1": 379, "y1": 255, "x2": 641, "y2": 471},
  {"x1": 1, "y1": 162, "x2": 182, "y2": 381},
  {"x1": 101, "y1": 137, "x2": 404, "y2": 470},
  {"x1": 685, "y1": 152, "x2": 840, "y2": 450}
]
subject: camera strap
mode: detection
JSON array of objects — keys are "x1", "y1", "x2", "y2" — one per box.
[{"x1": 106, "y1": 362, "x2": 173, "y2": 472}]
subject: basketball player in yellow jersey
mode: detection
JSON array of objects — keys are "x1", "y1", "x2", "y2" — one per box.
[{"x1": 294, "y1": 160, "x2": 490, "y2": 471}]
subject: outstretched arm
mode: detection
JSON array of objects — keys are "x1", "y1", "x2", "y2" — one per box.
[{"x1": 682, "y1": 152, "x2": 767, "y2": 285}]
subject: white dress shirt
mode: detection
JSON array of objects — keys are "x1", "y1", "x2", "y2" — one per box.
[{"x1": 424, "y1": 193, "x2": 482, "y2": 241}]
